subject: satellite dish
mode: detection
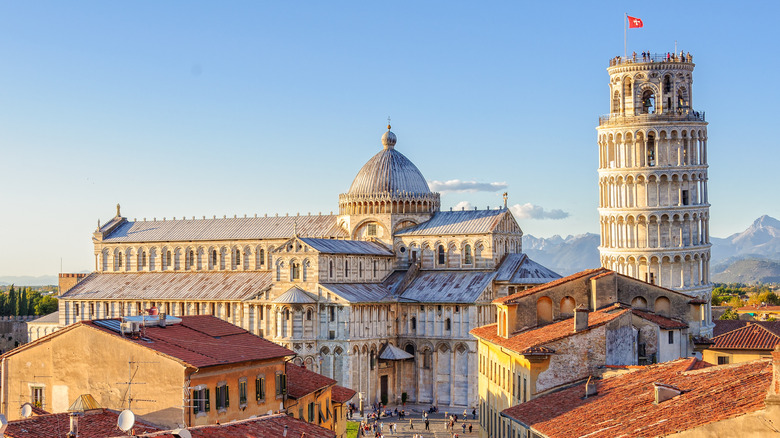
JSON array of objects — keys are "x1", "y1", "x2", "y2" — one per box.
[
  {"x1": 0, "y1": 414, "x2": 7, "y2": 434},
  {"x1": 117, "y1": 409, "x2": 135, "y2": 432},
  {"x1": 21, "y1": 403, "x2": 33, "y2": 418},
  {"x1": 171, "y1": 428, "x2": 192, "y2": 438}
]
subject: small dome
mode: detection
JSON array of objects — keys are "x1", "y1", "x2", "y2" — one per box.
[
  {"x1": 381, "y1": 125, "x2": 397, "y2": 149},
  {"x1": 347, "y1": 127, "x2": 431, "y2": 196}
]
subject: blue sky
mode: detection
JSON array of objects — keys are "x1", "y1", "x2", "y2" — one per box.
[{"x1": 1, "y1": 1, "x2": 778, "y2": 276}]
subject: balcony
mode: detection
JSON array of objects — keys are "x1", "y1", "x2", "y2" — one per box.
[{"x1": 598, "y1": 110, "x2": 705, "y2": 127}]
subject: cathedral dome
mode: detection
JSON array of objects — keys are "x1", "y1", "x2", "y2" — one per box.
[{"x1": 347, "y1": 126, "x2": 432, "y2": 196}]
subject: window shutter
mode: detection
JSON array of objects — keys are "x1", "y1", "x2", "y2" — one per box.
[
  {"x1": 192, "y1": 391, "x2": 198, "y2": 415},
  {"x1": 225, "y1": 385, "x2": 229, "y2": 407},
  {"x1": 205, "y1": 388, "x2": 210, "y2": 412},
  {"x1": 256, "y1": 378, "x2": 260, "y2": 401},
  {"x1": 282, "y1": 374, "x2": 287, "y2": 395}
]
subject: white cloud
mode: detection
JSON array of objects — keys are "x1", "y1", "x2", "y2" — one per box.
[
  {"x1": 510, "y1": 203, "x2": 569, "y2": 220},
  {"x1": 453, "y1": 201, "x2": 473, "y2": 211},
  {"x1": 428, "y1": 179, "x2": 508, "y2": 193}
]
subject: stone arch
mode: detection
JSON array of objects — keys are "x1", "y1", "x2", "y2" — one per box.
[
  {"x1": 631, "y1": 296, "x2": 648, "y2": 309},
  {"x1": 654, "y1": 296, "x2": 671, "y2": 316},
  {"x1": 537, "y1": 296, "x2": 553, "y2": 325},
  {"x1": 560, "y1": 296, "x2": 576, "y2": 315}
]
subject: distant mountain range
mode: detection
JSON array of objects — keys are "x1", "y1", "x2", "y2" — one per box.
[
  {"x1": 0, "y1": 275, "x2": 60, "y2": 287},
  {"x1": 523, "y1": 233, "x2": 601, "y2": 276},
  {"x1": 524, "y1": 215, "x2": 780, "y2": 284}
]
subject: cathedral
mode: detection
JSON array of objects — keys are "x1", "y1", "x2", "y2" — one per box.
[{"x1": 58, "y1": 125, "x2": 561, "y2": 408}]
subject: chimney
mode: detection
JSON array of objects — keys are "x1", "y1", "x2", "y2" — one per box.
[
  {"x1": 766, "y1": 346, "x2": 780, "y2": 411},
  {"x1": 158, "y1": 313, "x2": 167, "y2": 328},
  {"x1": 574, "y1": 305, "x2": 590, "y2": 332},
  {"x1": 67, "y1": 412, "x2": 79, "y2": 437},
  {"x1": 584, "y1": 376, "x2": 597, "y2": 397},
  {"x1": 653, "y1": 383, "x2": 681, "y2": 404}
]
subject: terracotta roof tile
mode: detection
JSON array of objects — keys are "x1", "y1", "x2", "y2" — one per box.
[
  {"x1": 738, "y1": 304, "x2": 780, "y2": 313},
  {"x1": 713, "y1": 320, "x2": 780, "y2": 337},
  {"x1": 710, "y1": 323, "x2": 780, "y2": 350},
  {"x1": 470, "y1": 305, "x2": 629, "y2": 354},
  {"x1": 502, "y1": 358, "x2": 772, "y2": 438},
  {"x1": 5, "y1": 409, "x2": 162, "y2": 438},
  {"x1": 286, "y1": 363, "x2": 337, "y2": 399},
  {"x1": 492, "y1": 268, "x2": 608, "y2": 304},
  {"x1": 331, "y1": 385, "x2": 357, "y2": 403},
  {"x1": 84, "y1": 316, "x2": 293, "y2": 368},
  {"x1": 631, "y1": 309, "x2": 688, "y2": 329},
  {"x1": 129, "y1": 412, "x2": 336, "y2": 438}
]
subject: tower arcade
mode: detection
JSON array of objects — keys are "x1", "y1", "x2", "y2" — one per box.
[{"x1": 596, "y1": 53, "x2": 713, "y2": 336}]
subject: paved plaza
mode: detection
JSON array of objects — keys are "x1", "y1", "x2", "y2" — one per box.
[{"x1": 349, "y1": 404, "x2": 480, "y2": 437}]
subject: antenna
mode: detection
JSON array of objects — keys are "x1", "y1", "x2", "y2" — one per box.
[
  {"x1": 117, "y1": 361, "x2": 157, "y2": 410},
  {"x1": 117, "y1": 409, "x2": 135, "y2": 432},
  {"x1": 21, "y1": 403, "x2": 33, "y2": 418}
]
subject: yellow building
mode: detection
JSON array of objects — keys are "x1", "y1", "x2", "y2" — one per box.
[
  {"x1": 0, "y1": 315, "x2": 294, "y2": 428},
  {"x1": 703, "y1": 322, "x2": 780, "y2": 365}
]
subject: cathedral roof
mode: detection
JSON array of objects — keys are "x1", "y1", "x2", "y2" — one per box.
[
  {"x1": 495, "y1": 253, "x2": 562, "y2": 284},
  {"x1": 59, "y1": 271, "x2": 271, "y2": 301},
  {"x1": 395, "y1": 208, "x2": 509, "y2": 236},
  {"x1": 346, "y1": 126, "x2": 432, "y2": 196},
  {"x1": 398, "y1": 270, "x2": 495, "y2": 303},
  {"x1": 298, "y1": 237, "x2": 394, "y2": 255},
  {"x1": 273, "y1": 287, "x2": 317, "y2": 304},
  {"x1": 99, "y1": 214, "x2": 345, "y2": 243},
  {"x1": 318, "y1": 283, "x2": 394, "y2": 303}
]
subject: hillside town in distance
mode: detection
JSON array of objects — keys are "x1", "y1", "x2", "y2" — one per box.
[{"x1": 2, "y1": 49, "x2": 780, "y2": 438}]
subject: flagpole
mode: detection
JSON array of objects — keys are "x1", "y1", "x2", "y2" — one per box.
[{"x1": 624, "y1": 13, "x2": 627, "y2": 59}]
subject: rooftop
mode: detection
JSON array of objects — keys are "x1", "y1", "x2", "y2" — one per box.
[
  {"x1": 493, "y1": 268, "x2": 608, "y2": 305},
  {"x1": 398, "y1": 269, "x2": 495, "y2": 303},
  {"x1": 331, "y1": 385, "x2": 357, "y2": 404},
  {"x1": 394, "y1": 208, "x2": 510, "y2": 236},
  {"x1": 5, "y1": 408, "x2": 162, "y2": 438},
  {"x1": 710, "y1": 323, "x2": 780, "y2": 351},
  {"x1": 713, "y1": 320, "x2": 780, "y2": 337},
  {"x1": 298, "y1": 237, "x2": 394, "y2": 256},
  {"x1": 285, "y1": 362, "x2": 337, "y2": 399},
  {"x1": 494, "y1": 253, "x2": 562, "y2": 284},
  {"x1": 100, "y1": 214, "x2": 346, "y2": 243},
  {"x1": 470, "y1": 304, "x2": 629, "y2": 355},
  {"x1": 631, "y1": 308, "x2": 688, "y2": 330},
  {"x1": 502, "y1": 358, "x2": 772, "y2": 438},
  {"x1": 121, "y1": 413, "x2": 335, "y2": 438},
  {"x1": 84, "y1": 315, "x2": 293, "y2": 368},
  {"x1": 59, "y1": 271, "x2": 272, "y2": 301}
]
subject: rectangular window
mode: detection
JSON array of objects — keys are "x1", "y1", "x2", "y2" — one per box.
[
  {"x1": 239, "y1": 379, "x2": 247, "y2": 406},
  {"x1": 276, "y1": 373, "x2": 287, "y2": 397},
  {"x1": 717, "y1": 356, "x2": 729, "y2": 365},
  {"x1": 308, "y1": 402, "x2": 315, "y2": 423},
  {"x1": 682, "y1": 190, "x2": 689, "y2": 205},
  {"x1": 74, "y1": 303, "x2": 80, "y2": 317},
  {"x1": 215, "y1": 384, "x2": 229, "y2": 410},
  {"x1": 31, "y1": 386, "x2": 44, "y2": 408},
  {"x1": 192, "y1": 387, "x2": 210, "y2": 414},
  {"x1": 256, "y1": 376, "x2": 266, "y2": 401},
  {"x1": 668, "y1": 331, "x2": 674, "y2": 344},
  {"x1": 329, "y1": 330, "x2": 336, "y2": 340},
  {"x1": 367, "y1": 224, "x2": 377, "y2": 236},
  {"x1": 329, "y1": 306, "x2": 335, "y2": 322}
]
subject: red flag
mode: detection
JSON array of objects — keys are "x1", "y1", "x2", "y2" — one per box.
[{"x1": 628, "y1": 15, "x2": 643, "y2": 28}]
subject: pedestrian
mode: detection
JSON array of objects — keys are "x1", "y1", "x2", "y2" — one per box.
[
  {"x1": 462, "y1": 422, "x2": 467, "y2": 434},
  {"x1": 463, "y1": 409, "x2": 467, "y2": 419},
  {"x1": 409, "y1": 419, "x2": 413, "y2": 430},
  {"x1": 472, "y1": 408, "x2": 476, "y2": 420},
  {"x1": 469, "y1": 423, "x2": 473, "y2": 433},
  {"x1": 425, "y1": 419, "x2": 430, "y2": 430}
]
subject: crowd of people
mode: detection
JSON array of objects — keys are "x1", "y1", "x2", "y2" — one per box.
[{"x1": 352, "y1": 403, "x2": 478, "y2": 437}]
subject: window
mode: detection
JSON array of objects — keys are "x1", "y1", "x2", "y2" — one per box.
[
  {"x1": 329, "y1": 306, "x2": 335, "y2": 322},
  {"x1": 256, "y1": 376, "x2": 266, "y2": 401},
  {"x1": 165, "y1": 251, "x2": 172, "y2": 268},
  {"x1": 455, "y1": 305, "x2": 460, "y2": 313},
  {"x1": 359, "y1": 262, "x2": 363, "y2": 278},
  {"x1": 329, "y1": 330, "x2": 336, "y2": 339},
  {"x1": 141, "y1": 251, "x2": 147, "y2": 268},
  {"x1": 370, "y1": 350, "x2": 376, "y2": 370},
  {"x1": 306, "y1": 308, "x2": 312, "y2": 321},
  {"x1": 329, "y1": 261, "x2": 334, "y2": 278},
  {"x1": 275, "y1": 373, "x2": 287, "y2": 397},
  {"x1": 717, "y1": 356, "x2": 729, "y2": 365},
  {"x1": 373, "y1": 260, "x2": 377, "y2": 277},
  {"x1": 235, "y1": 249, "x2": 241, "y2": 265},
  {"x1": 410, "y1": 317, "x2": 416, "y2": 331},
  {"x1": 89, "y1": 303, "x2": 95, "y2": 316},
  {"x1": 192, "y1": 387, "x2": 210, "y2": 414},
  {"x1": 104, "y1": 302, "x2": 109, "y2": 317},
  {"x1": 647, "y1": 134, "x2": 656, "y2": 166},
  {"x1": 239, "y1": 379, "x2": 247, "y2": 406},
  {"x1": 367, "y1": 224, "x2": 377, "y2": 236},
  {"x1": 31, "y1": 386, "x2": 44, "y2": 408},
  {"x1": 291, "y1": 262, "x2": 300, "y2": 280},
  {"x1": 226, "y1": 304, "x2": 231, "y2": 318},
  {"x1": 187, "y1": 250, "x2": 194, "y2": 267},
  {"x1": 117, "y1": 252, "x2": 123, "y2": 270},
  {"x1": 423, "y1": 349, "x2": 432, "y2": 369},
  {"x1": 345, "y1": 260, "x2": 349, "y2": 277},
  {"x1": 682, "y1": 190, "x2": 689, "y2": 205},
  {"x1": 259, "y1": 249, "x2": 265, "y2": 267},
  {"x1": 445, "y1": 318, "x2": 451, "y2": 331},
  {"x1": 464, "y1": 244, "x2": 473, "y2": 264},
  {"x1": 308, "y1": 402, "x2": 315, "y2": 422},
  {"x1": 211, "y1": 250, "x2": 218, "y2": 268},
  {"x1": 210, "y1": 302, "x2": 216, "y2": 315},
  {"x1": 438, "y1": 245, "x2": 445, "y2": 265},
  {"x1": 215, "y1": 384, "x2": 229, "y2": 410},
  {"x1": 668, "y1": 331, "x2": 674, "y2": 344}
]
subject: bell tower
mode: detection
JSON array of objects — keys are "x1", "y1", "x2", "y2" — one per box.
[{"x1": 596, "y1": 52, "x2": 713, "y2": 336}]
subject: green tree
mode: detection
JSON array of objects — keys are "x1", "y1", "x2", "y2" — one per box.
[
  {"x1": 747, "y1": 291, "x2": 780, "y2": 307},
  {"x1": 719, "y1": 308, "x2": 740, "y2": 320},
  {"x1": 34, "y1": 295, "x2": 58, "y2": 316},
  {"x1": 727, "y1": 296, "x2": 744, "y2": 308},
  {"x1": 18, "y1": 287, "x2": 28, "y2": 315},
  {"x1": 7, "y1": 286, "x2": 17, "y2": 316}
]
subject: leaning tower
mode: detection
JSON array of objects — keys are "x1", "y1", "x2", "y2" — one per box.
[{"x1": 597, "y1": 52, "x2": 713, "y2": 336}]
